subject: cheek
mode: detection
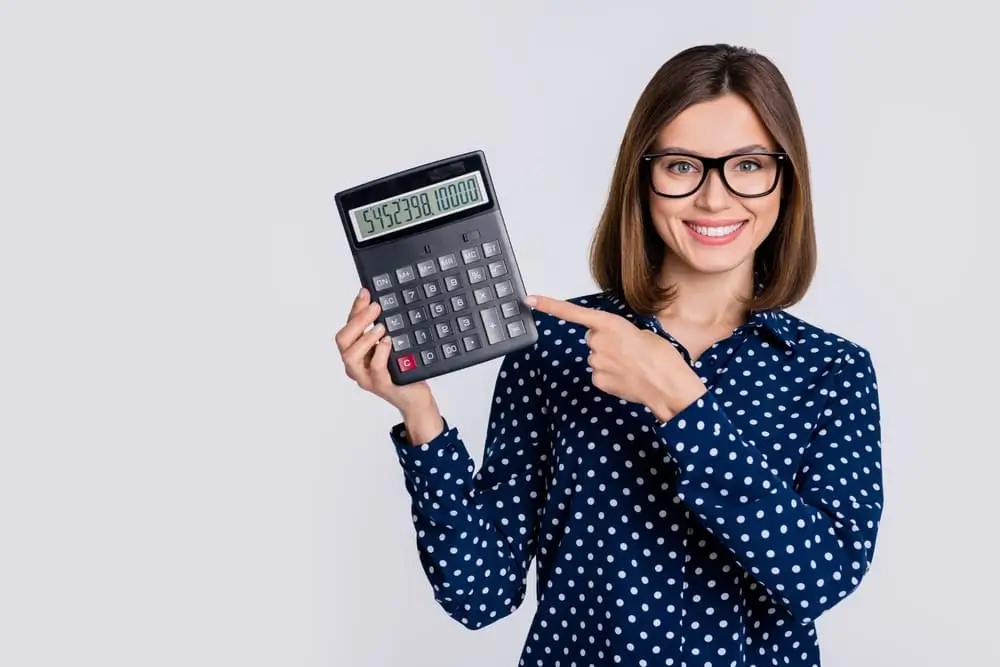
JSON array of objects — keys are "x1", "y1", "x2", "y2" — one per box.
[
  {"x1": 746, "y1": 195, "x2": 782, "y2": 235},
  {"x1": 647, "y1": 198, "x2": 686, "y2": 236}
]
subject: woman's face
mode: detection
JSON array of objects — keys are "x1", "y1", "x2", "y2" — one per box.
[{"x1": 646, "y1": 93, "x2": 783, "y2": 278}]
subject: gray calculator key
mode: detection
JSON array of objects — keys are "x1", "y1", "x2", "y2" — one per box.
[
  {"x1": 438, "y1": 253, "x2": 457, "y2": 271},
  {"x1": 461, "y1": 247, "x2": 481, "y2": 264},
  {"x1": 473, "y1": 287, "x2": 492, "y2": 304},
  {"x1": 413, "y1": 328, "x2": 430, "y2": 345},
  {"x1": 482, "y1": 240, "x2": 501, "y2": 258},
  {"x1": 457, "y1": 315, "x2": 475, "y2": 332},
  {"x1": 420, "y1": 348, "x2": 438, "y2": 365},
  {"x1": 372, "y1": 273, "x2": 392, "y2": 292},
  {"x1": 495, "y1": 280, "x2": 513, "y2": 298},
  {"x1": 450, "y1": 294, "x2": 468, "y2": 311},
  {"x1": 443, "y1": 275, "x2": 461, "y2": 292},
  {"x1": 429, "y1": 301, "x2": 447, "y2": 318},
  {"x1": 407, "y1": 308, "x2": 425, "y2": 325},
  {"x1": 441, "y1": 341, "x2": 460, "y2": 358},
  {"x1": 378, "y1": 293, "x2": 399, "y2": 311},
  {"x1": 395, "y1": 266, "x2": 416, "y2": 283},
  {"x1": 500, "y1": 301, "x2": 519, "y2": 318},
  {"x1": 462, "y1": 334, "x2": 482, "y2": 352},
  {"x1": 435, "y1": 321, "x2": 454, "y2": 338},
  {"x1": 423, "y1": 281, "x2": 441, "y2": 298},
  {"x1": 479, "y1": 306, "x2": 505, "y2": 345},
  {"x1": 488, "y1": 260, "x2": 507, "y2": 278},
  {"x1": 507, "y1": 320, "x2": 526, "y2": 338},
  {"x1": 402, "y1": 287, "x2": 419, "y2": 304},
  {"x1": 416, "y1": 260, "x2": 436, "y2": 278},
  {"x1": 384, "y1": 314, "x2": 405, "y2": 332},
  {"x1": 392, "y1": 334, "x2": 411, "y2": 351},
  {"x1": 467, "y1": 266, "x2": 487, "y2": 284}
]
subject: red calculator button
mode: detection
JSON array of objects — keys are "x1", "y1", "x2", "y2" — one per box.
[{"x1": 396, "y1": 353, "x2": 417, "y2": 372}]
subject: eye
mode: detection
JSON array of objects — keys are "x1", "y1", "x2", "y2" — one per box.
[
  {"x1": 665, "y1": 160, "x2": 699, "y2": 175},
  {"x1": 733, "y1": 159, "x2": 762, "y2": 172}
]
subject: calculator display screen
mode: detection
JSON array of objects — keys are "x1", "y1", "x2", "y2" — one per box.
[{"x1": 348, "y1": 170, "x2": 489, "y2": 242}]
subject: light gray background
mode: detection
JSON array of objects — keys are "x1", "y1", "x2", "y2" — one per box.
[{"x1": 1, "y1": 1, "x2": 997, "y2": 666}]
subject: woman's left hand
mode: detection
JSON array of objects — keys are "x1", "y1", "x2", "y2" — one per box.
[{"x1": 524, "y1": 294, "x2": 707, "y2": 422}]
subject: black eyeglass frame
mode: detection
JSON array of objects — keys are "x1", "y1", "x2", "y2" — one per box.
[{"x1": 640, "y1": 150, "x2": 789, "y2": 199}]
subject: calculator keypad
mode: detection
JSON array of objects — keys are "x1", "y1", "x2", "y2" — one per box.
[{"x1": 370, "y1": 235, "x2": 528, "y2": 376}]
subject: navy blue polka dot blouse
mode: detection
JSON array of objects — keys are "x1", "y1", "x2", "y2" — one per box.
[{"x1": 390, "y1": 291, "x2": 883, "y2": 666}]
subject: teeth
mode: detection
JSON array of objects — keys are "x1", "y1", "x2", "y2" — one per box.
[{"x1": 687, "y1": 221, "x2": 745, "y2": 237}]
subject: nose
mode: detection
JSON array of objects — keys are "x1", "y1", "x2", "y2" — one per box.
[{"x1": 694, "y1": 167, "x2": 730, "y2": 211}]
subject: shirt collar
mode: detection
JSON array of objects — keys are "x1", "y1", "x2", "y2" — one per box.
[{"x1": 600, "y1": 292, "x2": 798, "y2": 351}]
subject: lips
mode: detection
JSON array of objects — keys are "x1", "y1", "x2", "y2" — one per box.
[{"x1": 682, "y1": 219, "x2": 748, "y2": 244}]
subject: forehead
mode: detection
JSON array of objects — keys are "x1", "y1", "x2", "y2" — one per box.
[{"x1": 654, "y1": 93, "x2": 776, "y2": 154}]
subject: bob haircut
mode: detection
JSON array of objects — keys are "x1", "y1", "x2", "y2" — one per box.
[{"x1": 589, "y1": 43, "x2": 816, "y2": 315}]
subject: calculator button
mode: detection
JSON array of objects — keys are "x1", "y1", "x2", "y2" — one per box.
[
  {"x1": 438, "y1": 253, "x2": 458, "y2": 271},
  {"x1": 441, "y1": 341, "x2": 461, "y2": 359},
  {"x1": 462, "y1": 334, "x2": 482, "y2": 352},
  {"x1": 378, "y1": 293, "x2": 399, "y2": 311},
  {"x1": 443, "y1": 275, "x2": 462, "y2": 292},
  {"x1": 423, "y1": 281, "x2": 441, "y2": 298},
  {"x1": 507, "y1": 320, "x2": 527, "y2": 338},
  {"x1": 461, "y1": 247, "x2": 481, "y2": 264},
  {"x1": 457, "y1": 314, "x2": 475, "y2": 332},
  {"x1": 479, "y1": 306, "x2": 505, "y2": 345},
  {"x1": 500, "y1": 301, "x2": 519, "y2": 318},
  {"x1": 488, "y1": 260, "x2": 507, "y2": 278},
  {"x1": 482, "y1": 240, "x2": 501, "y2": 258},
  {"x1": 407, "y1": 308, "x2": 426, "y2": 325},
  {"x1": 395, "y1": 266, "x2": 416, "y2": 284},
  {"x1": 416, "y1": 260, "x2": 436, "y2": 278},
  {"x1": 467, "y1": 266, "x2": 487, "y2": 284},
  {"x1": 396, "y1": 353, "x2": 417, "y2": 372},
  {"x1": 372, "y1": 273, "x2": 392, "y2": 292},
  {"x1": 392, "y1": 334, "x2": 411, "y2": 352},
  {"x1": 401, "y1": 287, "x2": 419, "y2": 305},
  {"x1": 429, "y1": 301, "x2": 447, "y2": 318},
  {"x1": 435, "y1": 321, "x2": 454, "y2": 338},
  {"x1": 420, "y1": 348, "x2": 438, "y2": 365},
  {"x1": 450, "y1": 294, "x2": 468, "y2": 311},
  {"x1": 495, "y1": 280, "x2": 513, "y2": 298},
  {"x1": 413, "y1": 328, "x2": 430, "y2": 345},
  {"x1": 473, "y1": 287, "x2": 492, "y2": 304},
  {"x1": 463, "y1": 230, "x2": 481, "y2": 242},
  {"x1": 384, "y1": 314, "x2": 405, "y2": 332}
]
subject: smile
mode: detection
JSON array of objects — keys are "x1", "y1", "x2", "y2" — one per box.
[{"x1": 683, "y1": 219, "x2": 748, "y2": 244}]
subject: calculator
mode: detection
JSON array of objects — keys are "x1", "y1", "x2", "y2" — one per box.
[{"x1": 334, "y1": 150, "x2": 538, "y2": 385}]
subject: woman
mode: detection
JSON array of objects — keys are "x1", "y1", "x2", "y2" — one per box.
[{"x1": 335, "y1": 43, "x2": 883, "y2": 667}]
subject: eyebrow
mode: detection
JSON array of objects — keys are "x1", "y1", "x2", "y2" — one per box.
[{"x1": 654, "y1": 143, "x2": 772, "y2": 155}]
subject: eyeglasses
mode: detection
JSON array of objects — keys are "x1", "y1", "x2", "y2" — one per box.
[{"x1": 641, "y1": 150, "x2": 788, "y2": 198}]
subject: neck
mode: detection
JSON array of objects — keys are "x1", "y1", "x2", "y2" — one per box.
[{"x1": 656, "y1": 256, "x2": 754, "y2": 328}]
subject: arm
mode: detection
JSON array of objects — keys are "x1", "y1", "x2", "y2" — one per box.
[
  {"x1": 655, "y1": 348, "x2": 883, "y2": 624},
  {"x1": 390, "y1": 346, "x2": 551, "y2": 629}
]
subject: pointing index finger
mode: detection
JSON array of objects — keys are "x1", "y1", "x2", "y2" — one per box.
[{"x1": 524, "y1": 294, "x2": 606, "y2": 328}]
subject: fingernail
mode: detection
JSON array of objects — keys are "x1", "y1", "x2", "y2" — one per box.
[
  {"x1": 524, "y1": 295, "x2": 537, "y2": 306},
  {"x1": 358, "y1": 287, "x2": 366, "y2": 298}
]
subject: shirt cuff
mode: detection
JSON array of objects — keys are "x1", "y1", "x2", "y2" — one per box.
[
  {"x1": 655, "y1": 392, "x2": 737, "y2": 455},
  {"x1": 390, "y1": 418, "x2": 463, "y2": 473}
]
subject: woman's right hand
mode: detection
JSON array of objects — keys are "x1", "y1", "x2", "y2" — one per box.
[{"x1": 335, "y1": 287, "x2": 443, "y2": 442}]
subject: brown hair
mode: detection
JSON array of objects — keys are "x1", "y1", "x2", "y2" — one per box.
[{"x1": 588, "y1": 43, "x2": 816, "y2": 314}]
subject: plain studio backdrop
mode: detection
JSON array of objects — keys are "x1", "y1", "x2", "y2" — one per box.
[{"x1": 1, "y1": 1, "x2": 998, "y2": 666}]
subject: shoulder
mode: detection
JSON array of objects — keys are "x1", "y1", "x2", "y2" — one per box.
[{"x1": 778, "y1": 309, "x2": 877, "y2": 376}]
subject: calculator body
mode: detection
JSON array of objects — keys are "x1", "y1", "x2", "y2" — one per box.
[{"x1": 335, "y1": 150, "x2": 538, "y2": 385}]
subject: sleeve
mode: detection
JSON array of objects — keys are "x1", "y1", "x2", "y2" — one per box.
[
  {"x1": 389, "y1": 346, "x2": 551, "y2": 629},
  {"x1": 655, "y1": 347, "x2": 883, "y2": 624}
]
